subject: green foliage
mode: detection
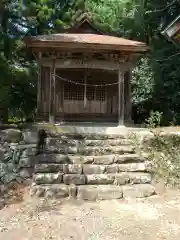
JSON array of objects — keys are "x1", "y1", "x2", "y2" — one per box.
[
  {"x1": 145, "y1": 111, "x2": 163, "y2": 129},
  {"x1": 0, "y1": 0, "x2": 180, "y2": 125}
]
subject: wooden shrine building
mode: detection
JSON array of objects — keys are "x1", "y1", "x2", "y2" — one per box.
[{"x1": 24, "y1": 17, "x2": 147, "y2": 125}]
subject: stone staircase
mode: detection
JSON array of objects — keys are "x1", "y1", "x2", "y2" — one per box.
[{"x1": 30, "y1": 133, "x2": 155, "y2": 200}]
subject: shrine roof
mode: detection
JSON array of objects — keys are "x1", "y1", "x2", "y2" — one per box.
[
  {"x1": 24, "y1": 16, "x2": 148, "y2": 53},
  {"x1": 25, "y1": 33, "x2": 147, "y2": 52}
]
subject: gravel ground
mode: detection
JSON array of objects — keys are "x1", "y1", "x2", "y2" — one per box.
[{"x1": 1, "y1": 189, "x2": 180, "y2": 240}]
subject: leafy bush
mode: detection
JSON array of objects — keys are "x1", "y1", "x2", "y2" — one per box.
[
  {"x1": 143, "y1": 133, "x2": 180, "y2": 187},
  {"x1": 145, "y1": 111, "x2": 163, "y2": 129}
]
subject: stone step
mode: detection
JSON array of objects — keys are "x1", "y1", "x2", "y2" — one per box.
[
  {"x1": 43, "y1": 145, "x2": 135, "y2": 155},
  {"x1": 31, "y1": 183, "x2": 155, "y2": 200},
  {"x1": 34, "y1": 162, "x2": 150, "y2": 174},
  {"x1": 46, "y1": 133, "x2": 127, "y2": 140},
  {"x1": 46, "y1": 138, "x2": 132, "y2": 148},
  {"x1": 33, "y1": 172, "x2": 152, "y2": 185},
  {"x1": 35, "y1": 153, "x2": 143, "y2": 165}
]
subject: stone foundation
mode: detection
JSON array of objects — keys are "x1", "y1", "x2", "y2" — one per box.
[{"x1": 0, "y1": 124, "x2": 156, "y2": 202}]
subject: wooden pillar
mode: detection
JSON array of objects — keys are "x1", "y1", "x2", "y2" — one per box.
[
  {"x1": 37, "y1": 64, "x2": 41, "y2": 116},
  {"x1": 118, "y1": 69, "x2": 124, "y2": 125},
  {"x1": 49, "y1": 60, "x2": 56, "y2": 124},
  {"x1": 127, "y1": 69, "x2": 132, "y2": 121}
]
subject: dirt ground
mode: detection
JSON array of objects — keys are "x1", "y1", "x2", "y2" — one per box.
[{"x1": 0, "y1": 189, "x2": 180, "y2": 240}]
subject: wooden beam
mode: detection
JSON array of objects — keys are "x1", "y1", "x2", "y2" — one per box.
[
  {"x1": 118, "y1": 70, "x2": 124, "y2": 125},
  {"x1": 40, "y1": 59, "x2": 133, "y2": 71},
  {"x1": 49, "y1": 60, "x2": 56, "y2": 124}
]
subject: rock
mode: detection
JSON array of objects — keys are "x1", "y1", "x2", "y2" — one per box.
[
  {"x1": 80, "y1": 146, "x2": 135, "y2": 155},
  {"x1": 77, "y1": 185, "x2": 123, "y2": 200},
  {"x1": 84, "y1": 140, "x2": 104, "y2": 146},
  {"x1": 114, "y1": 173, "x2": 130, "y2": 185},
  {"x1": 19, "y1": 157, "x2": 33, "y2": 168},
  {"x1": 31, "y1": 184, "x2": 69, "y2": 198},
  {"x1": 67, "y1": 147, "x2": 78, "y2": 154},
  {"x1": 0, "y1": 148, "x2": 5, "y2": 162},
  {"x1": 22, "y1": 130, "x2": 38, "y2": 144},
  {"x1": 0, "y1": 163, "x2": 6, "y2": 178},
  {"x1": 34, "y1": 173, "x2": 62, "y2": 184},
  {"x1": 65, "y1": 155, "x2": 94, "y2": 164},
  {"x1": 118, "y1": 163, "x2": 147, "y2": 172},
  {"x1": 66, "y1": 164, "x2": 82, "y2": 174},
  {"x1": 35, "y1": 154, "x2": 68, "y2": 163},
  {"x1": 115, "y1": 154, "x2": 144, "y2": 163},
  {"x1": 122, "y1": 184, "x2": 155, "y2": 198},
  {"x1": 77, "y1": 185, "x2": 98, "y2": 201},
  {"x1": 35, "y1": 163, "x2": 64, "y2": 173},
  {"x1": 30, "y1": 185, "x2": 45, "y2": 197},
  {"x1": 0, "y1": 198, "x2": 5, "y2": 210},
  {"x1": 63, "y1": 174, "x2": 86, "y2": 185},
  {"x1": 86, "y1": 174, "x2": 115, "y2": 184},
  {"x1": 19, "y1": 168, "x2": 33, "y2": 179},
  {"x1": 106, "y1": 165, "x2": 119, "y2": 173},
  {"x1": 0, "y1": 129, "x2": 22, "y2": 143},
  {"x1": 83, "y1": 165, "x2": 105, "y2": 174},
  {"x1": 129, "y1": 173, "x2": 152, "y2": 184},
  {"x1": 84, "y1": 139, "x2": 130, "y2": 146},
  {"x1": 0, "y1": 184, "x2": 7, "y2": 195},
  {"x1": 7, "y1": 162, "x2": 17, "y2": 172},
  {"x1": 1, "y1": 173, "x2": 17, "y2": 184},
  {"x1": 21, "y1": 146, "x2": 37, "y2": 158},
  {"x1": 93, "y1": 155, "x2": 115, "y2": 165}
]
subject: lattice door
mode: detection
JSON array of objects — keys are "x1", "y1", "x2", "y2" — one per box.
[
  {"x1": 63, "y1": 78, "x2": 85, "y2": 113},
  {"x1": 62, "y1": 70, "x2": 108, "y2": 115},
  {"x1": 86, "y1": 77, "x2": 107, "y2": 114}
]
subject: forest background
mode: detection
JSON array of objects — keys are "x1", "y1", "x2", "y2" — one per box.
[{"x1": 0, "y1": 0, "x2": 180, "y2": 125}]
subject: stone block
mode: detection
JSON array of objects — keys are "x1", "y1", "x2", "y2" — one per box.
[
  {"x1": 106, "y1": 165, "x2": 119, "y2": 173},
  {"x1": 35, "y1": 154, "x2": 68, "y2": 163},
  {"x1": 86, "y1": 174, "x2": 115, "y2": 184},
  {"x1": 83, "y1": 165, "x2": 105, "y2": 174},
  {"x1": 34, "y1": 173, "x2": 62, "y2": 184},
  {"x1": 0, "y1": 163, "x2": 6, "y2": 178},
  {"x1": 107, "y1": 139, "x2": 131, "y2": 146},
  {"x1": 118, "y1": 163, "x2": 147, "y2": 172},
  {"x1": 0, "y1": 129, "x2": 22, "y2": 143},
  {"x1": 19, "y1": 168, "x2": 33, "y2": 179},
  {"x1": 129, "y1": 173, "x2": 152, "y2": 184},
  {"x1": 84, "y1": 140, "x2": 104, "y2": 146},
  {"x1": 68, "y1": 184, "x2": 77, "y2": 198},
  {"x1": 122, "y1": 184, "x2": 155, "y2": 198},
  {"x1": 111, "y1": 146, "x2": 135, "y2": 154},
  {"x1": 63, "y1": 174, "x2": 86, "y2": 185},
  {"x1": 22, "y1": 130, "x2": 38, "y2": 144},
  {"x1": 64, "y1": 155, "x2": 94, "y2": 164},
  {"x1": 115, "y1": 154, "x2": 144, "y2": 163},
  {"x1": 93, "y1": 155, "x2": 115, "y2": 165},
  {"x1": 34, "y1": 163, "x2": 64, "y2": 173},
  {"x1": 21, "y1": 147, "x2": 37, "y2": 158},
  {"x1": 31, "y1": 184, "x2": 69, "y2": 198},
  {"x1": 19, "y1": 157, "x2": 33, "y2": 168},
  {"x1": 77, "y1": 185, "x2": 123, "y2": 200},
  {"x1": 1, "y1": 173, "x2": 17, "y2": 184},
  {"x1": 114, "y1": 173, "x2": 130, "y2": 185},
  {"x1": 66, "y1": 164, "x2": 82, "y2": 174},
  {"x1": 0, "y1": 148, "x2": 5, "y2": 162}
]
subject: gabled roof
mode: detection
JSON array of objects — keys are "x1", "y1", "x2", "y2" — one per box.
[
  {"x1": 63, "y1": 14, "x2": 104, "y2": 35},
  {"x1": 24, "y1": 15, "x2": 148, "y2": 53}
]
